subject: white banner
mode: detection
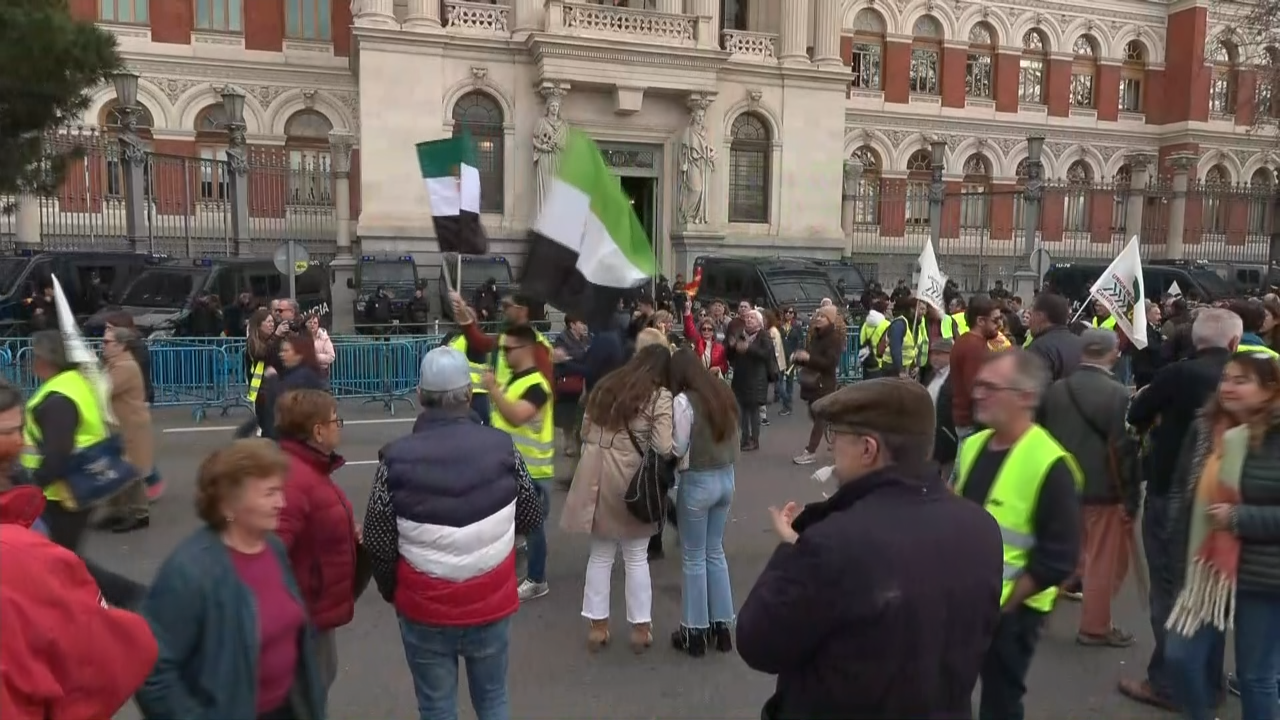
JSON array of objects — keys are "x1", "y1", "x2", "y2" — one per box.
[
  {"x1": 1168, "y1": 280, "x2": 1183, "y2": 299},
  {"x1": 1087, "y1": 235, "x2": 1148, "y2": 349},
  {"x1": 51, "y1": 277, "x2": 117, "y2": 425},
  {"x1": 915, "y1": 239, "x2": 948, "y2": 312}
]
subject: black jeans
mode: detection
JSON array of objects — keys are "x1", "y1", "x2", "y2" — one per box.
[
  {"x1": 978, "y1": 605, "x2": 1046, "y2": 720},
  {"x1": 737, "y1": 398, "x2": 760, "y2": 444},
  {"x1": 43, "y1": 502, "x2": 148, "y2": 610},
  {"x1": 1142, "y1": 493, "x2": 1176, "y2": 699}
]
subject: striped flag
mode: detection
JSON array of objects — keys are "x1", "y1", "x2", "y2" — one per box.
[{"x1": 416, "y1": 135, "x2": 488, "y2": 254}]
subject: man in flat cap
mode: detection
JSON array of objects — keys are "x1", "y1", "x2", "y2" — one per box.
[{"x1": 736, "y1": 378, "x2": 1003, "y2": 720}]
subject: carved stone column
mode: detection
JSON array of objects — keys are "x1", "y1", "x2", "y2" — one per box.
[
  {"x1": 352, "y1": 0, "x2": 397, "y2": 28},
  {"x1": 692, "y1": 0, "x2": 718, "y2": 48},
  {"x1": 656, "y1": 0, "x2": 681, "y2": 14},
  {"x1": 779, "y1": 0, "x2": 811, "y2": 64},
  {"x1": 329, "y1": 131, "x2": 356, "y2": 258},
  {"x1": 812, "y1": 0, "x2": 842, "y2": 68},
  {"x1": 224, "y1": 122, "x2": 252, "y2": 257},
  {"x1": 404, "y1": 0, "x2": 441, "y2": 30},
  {"x1": 1124, "y1": 152, "x2": 1155, "y2": 243},
  {"x1": 1166, "y1": 153, "x2": 1198, "y2": 261},
  {"x1": 15, "y1": 194, "x2": 40, "y2": 251},
  {"x1": 116, "y1": 104, "x2": 150, "y2": 254},
  {"x1": 513, "y1": 0, "x2": 542, "y2": 33}
]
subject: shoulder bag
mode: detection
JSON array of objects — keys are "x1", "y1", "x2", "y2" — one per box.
[{"x1": 622, "y1": 397, "x2": 677, "y2": 525}]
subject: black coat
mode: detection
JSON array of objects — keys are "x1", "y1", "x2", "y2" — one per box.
[
  {"x1": 256, "y1": 363, "x2": 327, "y2": 440},
  {"x1": 737, "y1": 464, "x2": 1003, "y2": 720},
  {"x1": 726, "y1": 331, "x2": 773, "y2": 406}
]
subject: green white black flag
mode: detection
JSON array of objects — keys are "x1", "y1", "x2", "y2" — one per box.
[{"x1": 416, "y1": 135, "x2": 488, "y2": 254}]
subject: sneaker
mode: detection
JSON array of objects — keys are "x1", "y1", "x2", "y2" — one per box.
[
  {"x1": 1227, "y1": 673, "x2": 1240, "y2": 698},
  {"x1": 761, "y1": 417, "x2": 771, "y2": 427},
  {"x1": 145, "y1": 479, "x2": 166, "y2": 503},
  {"x1": 779, "y1": 408, "x2": 792, "y2": 416},
  {"x1": 517, "y1": 578, "x2": 549, "y2": 602},
  {"x1": 793, "y1": 450, "x2": 817, "y2": 465}
]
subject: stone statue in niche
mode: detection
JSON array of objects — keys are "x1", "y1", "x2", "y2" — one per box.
[
  {"x1": 533, "y1": 88, "x2": 569, "y2": 214},
  {"x1": 678, "y1": 100, "x2": 715, "y2": 225}
]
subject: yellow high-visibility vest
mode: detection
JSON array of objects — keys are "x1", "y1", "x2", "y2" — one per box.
[
  {"x1": 490, "y1": 370, "x2": 555, "y2": 480},
  {"x1": 447, "y1": 335, "x2": 489, "y2": 394},
  {"x1": 494, "y1": 329, "x2": 553, "y2": 388},
  {"x1": 954, "y1": 425, "x2": 1084, "y2": 613},
  {"x1": 878, "y1": 316, "x2": 917, "y2": 368},
  {"x1": 246, "y1": 361, "x2": 265, "y2": 403},
  {"x1": 950, "y1": 311, "x2": 970, "y2": 335},
  {"x1": 21, "y1": 370, "x2": 110, "y2": 506},
  {"x1": 1093, "y1": 316, "x2": 1117, "y2": 330},
  {"x1": 859, "y1": 319, "x2": 890, "y2": 369},
  {"x1": 1237, "y1": 344, "x2": 1279, "y2": 359}
]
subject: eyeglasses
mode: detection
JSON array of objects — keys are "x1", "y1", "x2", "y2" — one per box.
[
  {"x1": 700, "y1": 326, "x2": 714, "y2": 333},
  {"x1": 972, "y1": 380, "x2": 1019, "y2": 394},
  {"x1": 325, "y1": 417, "x2": 345, "y2": 428},
  {"x1": 502, "y1": 344, "x2": 529, "y2": 353}
]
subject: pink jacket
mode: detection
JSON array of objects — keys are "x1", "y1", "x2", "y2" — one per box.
[{"x1": 313, "y1": 328, "x2": 335, "y2": 368}]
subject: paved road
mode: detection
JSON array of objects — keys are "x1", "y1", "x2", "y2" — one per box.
[{"x1": 96, "y1": 403, "x2": 1237, "y2": 720}]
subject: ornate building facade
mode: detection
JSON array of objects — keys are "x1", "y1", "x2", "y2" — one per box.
[{"x1": 60, "y1": 0, "x2": 1280, "y2": 280}]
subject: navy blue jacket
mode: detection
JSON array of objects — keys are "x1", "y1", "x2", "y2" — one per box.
[{"x1": 136, "y1": 528, "x2": 325, "y2": 720}]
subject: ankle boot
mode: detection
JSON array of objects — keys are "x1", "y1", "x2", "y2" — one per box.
[
  {"x1": 630, "y1": 622, "x2": 653, "y2": 653},
  {"x1": 711, "y1": 622, "x2": 734, "y2": 652},
  {"x1": 670, "y1": 626, "x2": 709, "y2": 657},
  {"x1": 587, "y1": 619, "x2": 610, "y2": 652}
]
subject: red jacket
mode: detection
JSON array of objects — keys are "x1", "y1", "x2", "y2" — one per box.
[
  {"x1": 0, "y1": 486, "x2": 158, "y2": 720},
  {"x1": 277, "y1": 439, "x2": 359, "y2": 631},
  {"x1": 684, "y1": 312, "x2": 729, "y2": 374}
]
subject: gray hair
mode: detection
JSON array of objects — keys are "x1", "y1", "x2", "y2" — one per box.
[
  {"x1": 417, "y1": 385, "x2": 472, "y2": 410},
  {"x1": 1080, "y1": 328, "x2": 1118, "y2": 361},
  {"x1": 1191, "y1": 308, "x2": 1243, "y2": 350},
  {"x1": 273, "y1": 298, "x2": 300, "y2": 315},
  {"x1": 987, "y1": 349, "x2": 1050, "y2": 405},
  {"x1": 0, "y1": 379, "x2": 23, "y2": 414},
  {"x1": 30, "y1": 330, "x2": 72, "y2": 372}
]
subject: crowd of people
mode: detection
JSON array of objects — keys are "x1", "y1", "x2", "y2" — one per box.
[{"x1": 3, "y1": 273, "x2": 1280, "y2": 720}]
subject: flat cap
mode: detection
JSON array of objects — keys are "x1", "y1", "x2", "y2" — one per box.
[{"x1": 811, "y1": 378, "x2": 936, "y2": 440}]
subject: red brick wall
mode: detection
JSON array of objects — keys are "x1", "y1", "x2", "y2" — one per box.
[
  {"x1": 1163, "y1": 6, "x2": 1209, "y2": 123},
  {"x1": 1096, "y1": 64, "x2": 1120, "y2": 122},
  {"x1": 332, "y1": 0, "x2": 353, "y2": 56},
  {"x1": 1047, "y1": 58, "x2": 1070, "y2": 117},
  {"x1": 68, "y1": 0, "x2": 95, "y2": 22},
  {"x1": 994, "y1": 53, "x2": 1019, "y2": 113},
  {"x1": 940, "y1": 47, "x2": 966, "y2": 109},
  {"x1": 149, "y1": 0, "x2": 192, "y2": 44},
  {"x1": 883, "y1": 41, "x2": 911, "y2": 104},
  {"x1": 245, "y1": 0, "x2": 284, "y2": 51}
]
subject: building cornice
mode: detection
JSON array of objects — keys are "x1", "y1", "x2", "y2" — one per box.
[{"x1": 525, "y1": 33, "x2": 729, "y2": 73}]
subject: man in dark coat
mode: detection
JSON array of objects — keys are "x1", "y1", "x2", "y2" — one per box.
[{"x1": 737, "y1": 378, "x2": 1004, "y2": 720}]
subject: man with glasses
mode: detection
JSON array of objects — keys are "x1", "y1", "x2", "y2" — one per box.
[
  {"x1": 452, "y1": 292, "x2": 554, "y2": 394},
  {"x1": 483, "y1": 324, "x2": 555, "y2": 602},
  {"x1": 953, "y1": 350, "x2": 1083, "y2": 720},
  {"x1": 948, "y1": 296, "x2": 1004, "y2": 443}
]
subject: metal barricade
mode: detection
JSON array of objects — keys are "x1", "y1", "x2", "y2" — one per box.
[
  {"x1": 148, "y1": 341, "x2": 239, "y2": 420},
  {"x1": 328, "y1": 339, "x2": 421, "y2": 413}
]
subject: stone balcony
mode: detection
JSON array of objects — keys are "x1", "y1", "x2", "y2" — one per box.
[
  {"x1": 442, "y1": 0, "x2": 510, "y2": 33},
  {"x1": 721, "y1": 29, "x2": 777, "y2": 62},
  {"x1": 544, "y1": 0, "x2": 711, "y2": 48}
]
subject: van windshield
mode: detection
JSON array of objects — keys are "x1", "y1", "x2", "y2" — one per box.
[
  {"x1": 1188, "y1": 268, "x2": 1233, "y2": 298},
  {"x1": 360, "y1": 262, "x2": 416, "y2": 287},
  {"x1": 460, "y1": 261, "x2": 513, "y2": 287},
  {"x1": 121, "y1": 270, "x2": 201, "y2": 308},
  {"x1": 766, "y1": 277, "x2": 840, "y2": 305},
  {"x1": 0, "y1": 258, "x2": 30, "y2": 296},
  {"x1": 823, "y1": 266, "x2": 865, "y2": 291}
]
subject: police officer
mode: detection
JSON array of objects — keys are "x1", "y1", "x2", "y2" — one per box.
[{"x1": 952, "y1": 349, "x2": 1083, "y2": 720}]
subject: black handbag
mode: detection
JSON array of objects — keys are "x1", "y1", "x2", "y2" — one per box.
[{"x1": 622, "y1": 399, "x2": 676, "y2": 525}]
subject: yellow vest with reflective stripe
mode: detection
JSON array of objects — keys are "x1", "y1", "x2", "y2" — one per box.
[
  {"x1": 1022, "y1": 332, "x2": 1034, "y2": 348},
  {"x1": 21, "y1": 370, "x2": 110, "y2": 505},
  {"x1": 447, "y1": 335, "x2": 489, "y2": 394},
  {"x1": 950, "y1": 312, "x2": 970, "y2": 335},
  {"x1": 1093, "y1": 316, "x2": 1117, "y2": 330},
  {"x1": 494, "y1": 329, "x2": 553, "y2": 388},
  {"x1": 491, "y1": 370, "x2": 555, "y2": 480},
  {"x1": 916, "y1": 317, "x2": 929, "y2": 366},
  {"x1": 246, "y1": 361, "x2": 265, "y2": 403},
  {"x1": 1238, "y1": 344, "x2": 1279, "y2": 358},
  {"x1": 860, "y1": 319, "x2": 890, "y2": 369},
  {"x1": 939, "y1": 315, "x2": 959, "y2": 339},
  {"x1": 878, "y1": 316, "x2": 917, "y2": 368},
  {"x1": 954, "y1": 425, "x2": 1084, "y2": 613}
]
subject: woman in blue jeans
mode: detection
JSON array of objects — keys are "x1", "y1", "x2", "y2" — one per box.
[
  {"x1": 1164, "y1": 354, "x2": 1280, "y2": 720},
  {"x1": 668, "y1": 348, "x2": 741, "y2": 657}
]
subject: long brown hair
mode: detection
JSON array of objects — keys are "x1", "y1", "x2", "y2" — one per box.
[
  {"x1": 585, "y1": 345, "x2": 670, "y2": 431},
  {"x1": 246, "y1": 308, "x2": 275, "y2": 359},
  {"x1": 1209, "y1": 353, "x2": 1280, "y2": 448},
  {"x1": 669, "y1": 347, "x2": 738, "y2": 442}
]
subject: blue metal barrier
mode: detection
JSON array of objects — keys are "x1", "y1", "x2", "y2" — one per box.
[{"x1": 0, "y1": 328, "x2": 868, "y2": 420}]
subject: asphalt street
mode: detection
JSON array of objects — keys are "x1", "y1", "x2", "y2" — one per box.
[{"x1": 94, "y1": 402, "x2": 1240, "y2": 720}]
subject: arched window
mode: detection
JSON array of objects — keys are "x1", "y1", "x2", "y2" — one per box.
[
  {"x1": 966, "y1": 22, "x2": 997, "y2": 99},
  {"x1": 850, "y1": 9, "x2": 886, "y2": 91},
  {"x1": 850, "y1": 146, "x2": 880, "y2": 225},
  {"x1": 1210, "y1": 40, "x2": 1239, "y2": 116},
  {"x1": 1070, "y1": 35, "x2": 1099, "y2": 108},
  {"x1": 1202, "y1": 164, "x2": 1231, "y2": 233},
  {"x1": 1248, "y1": 168, "x2": 1274, "y2": 235},
  {"x1": 1064, "y1": 161, "x2": 1092, "y2": 232},
  {"x1": 1019, "y1": 29, "x2": 1049, "y2": 104},
  {"x1": 284, "y1": 110, "x2": 334, "y2": 207},
  {"x1": 1120, "y1": 40, "x2": 1147, "y2": 112},
  {"x1": 194, "y1": 104, "x2": 232, "y2": 202},
  {"x1": 99, "y1": 100, "x2": 155, "y2": 136},
  {"x1": 910, "y1": 15, "x2": 943, "y2": 96},
  {"x1": 1112, "y1": 165, "x2": 1131, "y2": 233},
  {"x1": 451, "y1": 91, "x2": 504, "y2": 213},
  {"x1": 905, "y1": 149, "x2": 933, "y2": 226},
  {"x1": 287, "y1": 0, "x2": 332, "y2": 40},
  {"x1": 960, "y1": 154, "x2": 991, "y2": 229},
  {"x1": 99, "y1": 101, "x2": 155, "y2": 199},
  {"x1": 728, "y1": 113, "x2": 771, "y2": 223}
]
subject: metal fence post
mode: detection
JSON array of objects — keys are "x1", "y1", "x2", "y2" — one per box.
[
  {"x1": 119, "y1": 110, "x2": 150, "y2": 254},
  {"x1": 221, "y1": 87, "x2": 253, "y2": 257},
  {"x1": 1012, "y1": 135, "x2": 1044, "y2": 299},
  {"x1": 1124, "y1": 152, "x2": 1155, "y2": 241},
  {"x1": 928, "y1": 140, "x2": 946, "y2": 253}
]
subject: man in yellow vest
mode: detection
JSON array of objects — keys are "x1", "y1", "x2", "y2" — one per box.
[
  {"x1": 948, "y1": 297, "x2": 971, "y2": 336},
  {"x1": 858, "y1": 297, "x2": 891, "y2": 379},
  {"x1": 953, "y1": 350, "x2": 1084, "y2": 720},
  {"x1": 450, "y1": 292, "x2": 554, "y2": 394},
  {"x1": 482, "y1": 324, "x2": 554, "y2": 603},
  {"x1": 445, "y1": 331, "x2": 493, "y2": 423},
  {"x1": 877, "y1": 298, "x2": 918, "y2": 378},
  {"x1": 1092, "y1": 302, "x2": 1118, "y2": 331}
]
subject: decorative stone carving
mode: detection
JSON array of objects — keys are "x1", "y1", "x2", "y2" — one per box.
[
  {"x1": 533, "y1": 83, "x2": 570, "y2": 214},
  {"x1": 1168, "y1": 153, "x2": 1199, "y2": 173},
  {"x1": 678, "y1": 92, "x2": 716, "y2": 226},
  {"x1": 301, "y1": 89, "x2": 318, "y2": 108},
  {"x1": 843, "y1": 158, "x2": 863, "y2": 194},
  {"x1": 747, "y1": 90, "x2": 762, "y2": 109},
  {"x1": 329, "y1": 131, "x2": 355, "y2": 175},
  {"x1": 470, "y1": 67, "x2": 489, "y2": 87}
]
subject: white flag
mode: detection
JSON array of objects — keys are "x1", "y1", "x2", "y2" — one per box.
[
  {"x1": 51, "y1": 277, "x2": 117, "y2": 425},
  {"x1": 1168, "y1": 280, "x2": 1183, "y2": 299},
  {"x1": 915, "y1": 239, "x2": 948, "y2": 312},
  {"x1": 1087, "y1": 235, "x2": 1148, "y2": 349}
]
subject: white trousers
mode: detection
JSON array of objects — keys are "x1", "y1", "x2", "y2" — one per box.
[{"x1": 581, "y1": 536, "x2": 652, "y2": 624}]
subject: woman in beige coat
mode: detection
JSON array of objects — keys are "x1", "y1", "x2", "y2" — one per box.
[
  {"x1": 561, "y1": 345, "x2": 674, "y2": 654},
  {"x1": 102, "y1": 326, "x2": 155, "y2": 532}
]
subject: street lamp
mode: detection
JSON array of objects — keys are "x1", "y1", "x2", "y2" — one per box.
[
  {"x1": 1026, "y1": 135, "x2": 1045, "y2": 166},
  {"x1": 112, "y1": 70, "x2": 140, "y2": 109},
  {"x1": 220, "y1": 86, "x2": 246, "y2": 126},
  {"x1": 929, "y1": 140, "x2": 947, "y2": 171}
]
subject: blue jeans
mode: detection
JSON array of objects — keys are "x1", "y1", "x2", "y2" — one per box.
[
  {"x1": 775, "y1": 374, "x2": 793, "y2": 411},
  {"x1": 471, "y1": 393, "x2": 491, "y2": 426},
  {"x1": 525, "y1": 481, "x2": 550, "y2": 583},
  {"x1": 1236, "y1": 590, "x2": 1280, "y2": 720},
  {"x1": 676, "y1": 466, "x2": 735, "y2": 629},
  {"x1": 1165, "y1": 623, "x2": 1228, "y2": 720},
  {"x1": 398, "y1": 615, "x2": 511, "y2": 720}
]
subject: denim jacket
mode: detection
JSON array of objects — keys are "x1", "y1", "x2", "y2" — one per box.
[{"x1": 135, "y1": 527, "x2": 326, "y2": 720}]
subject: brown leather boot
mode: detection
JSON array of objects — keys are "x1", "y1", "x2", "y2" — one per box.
[
  {"x1": 587, "y1": 619, "x2": 610, "y2": 652},
  {"x1": 630, "y1": 622, "x2": 653, "y2": 654}
]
